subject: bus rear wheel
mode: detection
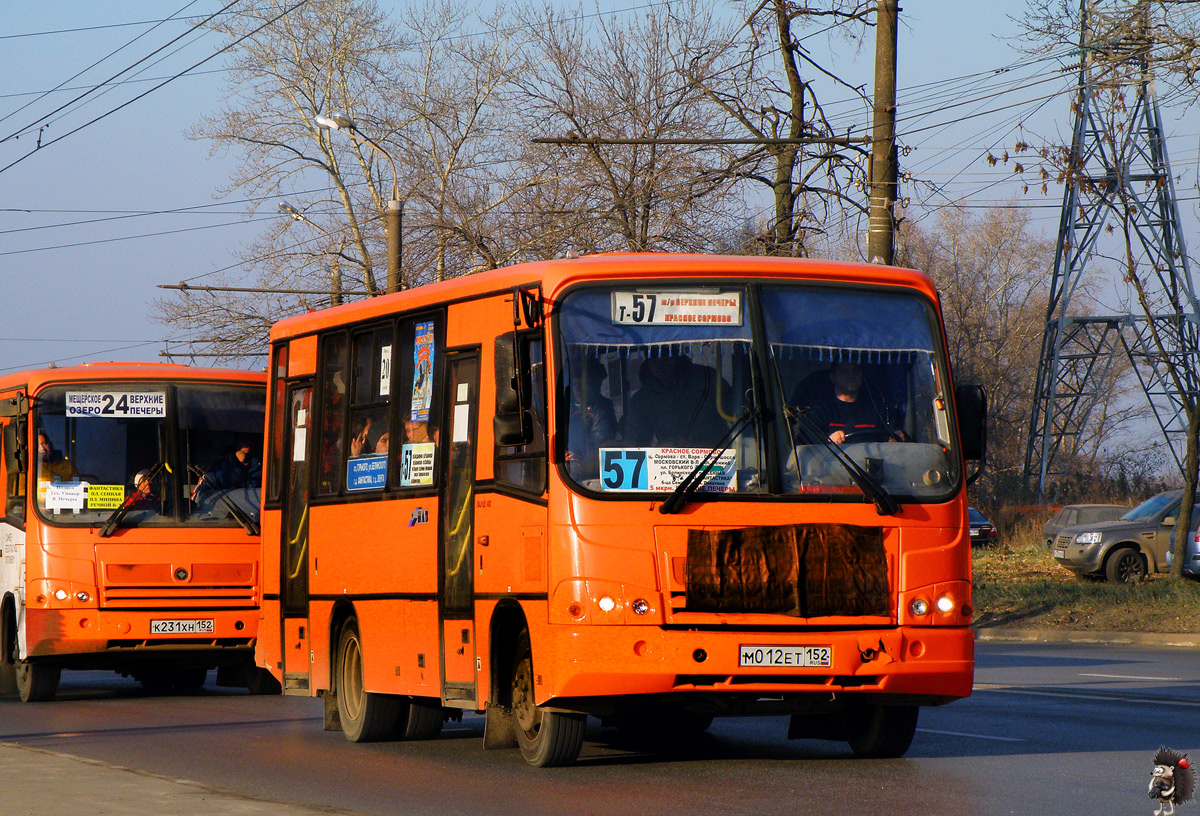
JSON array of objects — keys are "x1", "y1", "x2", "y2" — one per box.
[
  {"x1": 511, "y1": 631, "x2": 584, "y2": 767},
  {"x1": 395, "y1": 697, "x2": 444, "y2": 741},
  {"x1": 335, "y1": 617, "x2": 401, "y2": 742},
  {"x1": 845, "y1": 703, "x2": 918, "y2": 758},
  {"x1": 15, "y1": 661, "x2": 60, "y2": 703}
]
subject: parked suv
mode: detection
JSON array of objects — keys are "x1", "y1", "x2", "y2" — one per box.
[
  {"x1": 1042, "y1": 503, "x2": 1127, "y2": 548},
  {"x1": 1051, "y1": 490, "x2": 1191, "y2": 583}
]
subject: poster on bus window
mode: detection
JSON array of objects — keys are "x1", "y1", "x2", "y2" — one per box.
[
  {"x1": 596, "y1": 448, "x2": 737, "y2": 492},
  {"x1": 66, "y1": 391, "x2": 166, "y2": 418},
  {"x1": 411, "y1": 321, "x2": 435, "y2": 422}
]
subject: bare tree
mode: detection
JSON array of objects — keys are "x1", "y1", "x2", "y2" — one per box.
[{"x1": 675, "y1": 0, "x2": 874, "y2": 257}]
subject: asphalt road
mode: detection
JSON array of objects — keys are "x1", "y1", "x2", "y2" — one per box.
[{"x1": 0, "y1": 641, "x2": 1196, "y2": 816}]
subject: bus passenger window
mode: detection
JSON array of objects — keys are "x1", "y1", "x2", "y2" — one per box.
[
  {"x1": 318, "y1": 333, "x2": 349, "y2": 495},
  {"x1": 495, "y1": 332, "x2": 546, "y2": 494},
  {"x1": 395, "y1": 316, "x2": 441, "y2": 489}
]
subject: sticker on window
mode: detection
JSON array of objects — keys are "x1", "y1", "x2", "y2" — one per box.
[
  {"x1": 380, "y1": 344, "x2": 392, "y2": 397},
  {"x1": 610, "y1": 292, "x2": 741, "y2": 326},
  {"x1": 400, "y1": 442, "x2": 436, "y2": 486},
  {"x1": 411, "y1": 322, "x2": 435, "y2": 421},
  {"x1": 86, "y1": 484, "x2": 125, "y2": 510},
  {"x1": 41, "y1": 480, "x2": 87, "y2": 513},
  {"x1": 346, "y1": 454, "x2": 388, "y2": 491},
  {"x1": 597, "y1": 448, "x2": 737, "y2": 492},
  {"x1": 66, "y1": 391, "x2": 166, "y2": 418}
]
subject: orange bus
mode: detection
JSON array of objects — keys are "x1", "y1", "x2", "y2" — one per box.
[
  {"x1": 257, "y1": 254, "x2": 986, "y2": 766},
  {"x1": 0, "y1": 362, "x2": 273, "y2": 701}
]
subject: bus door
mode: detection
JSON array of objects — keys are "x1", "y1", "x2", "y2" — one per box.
[
  {"x1": 280, "y1": 382, "x2": 313, "y2": 694},
  {"x1": 439, "y1": 352, "x2": 479, "y2": 705}
]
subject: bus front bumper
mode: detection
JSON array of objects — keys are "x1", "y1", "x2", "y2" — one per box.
[
  {"x1": 23, "y1": 607, "x2": 257, "y2": 661},
  {"x1": 533, "y1": 624, "x2": 973, "y2": 710}
]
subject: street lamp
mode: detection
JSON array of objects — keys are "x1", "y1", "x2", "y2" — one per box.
[
  {"x1": 279, "y1": 201, "x2": 344, "y2": 307},
  {"x1": 316, "y1": 111, "x2": 403, "y2": 293}
]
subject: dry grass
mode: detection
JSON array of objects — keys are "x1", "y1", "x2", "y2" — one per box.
[{"x1": 972, "y1": 522, "x2": 1200, "y2": 633}]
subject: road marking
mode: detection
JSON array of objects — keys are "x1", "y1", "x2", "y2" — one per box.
[
  {"x1": 975, "y1": 685, "x2": 1200, "y2": 707},
  {"x1": 918, "y1": 727, "x2": 1024, "y2": 743},
  {"x1": 1079, "y1": 673, "x2": 1182, "y2": 681}
]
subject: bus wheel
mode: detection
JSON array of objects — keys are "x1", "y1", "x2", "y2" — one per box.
[
  {"x1": 511, "y1": 631, "x2": 584, "y2": 767},
  {"x1": 15, "y1": 661, "x2": 60, "y2": 703},
  {"x1": 335, "y1": 617, "x2": 401, "y2": 742},
  {"x1": 395, "y1": 697, "x2": 444, "y2": 741},
  {"x1": 173, "y1": 667, "x2": 209, "y2": 691},
  {"x1": 846, "y1": 703, "x2": 918, "y2": 758}
]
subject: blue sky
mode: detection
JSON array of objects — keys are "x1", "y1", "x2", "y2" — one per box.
[{"x1": 0, "y1": 1, "x2": 1186, "y2": 374}]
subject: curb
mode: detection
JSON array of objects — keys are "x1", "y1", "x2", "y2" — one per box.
[{"x1": 973, "y1": 627, "x2": 1200, "y2": 649}]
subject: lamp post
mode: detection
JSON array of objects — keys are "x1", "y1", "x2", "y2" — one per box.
[
  {"x1": 316, "y1": 112, "x2": 403, "y2": 293},
  {"x1": 279, "y1": 202, "x2": 344, "y2": 307}
]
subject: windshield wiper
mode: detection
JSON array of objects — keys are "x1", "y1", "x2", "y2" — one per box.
[
  {"x1": 189, "y1": 465, "x2": 259, "y2": 536},
  {"x1": 98, "y1": 460, "x2": 171, "y2": 537},
  {"x1": 658, "y1": 407, "x2": 757, "y2": 515},
  {"x1": 785, "y1": 405, "x2": 901, "y2": 517}
]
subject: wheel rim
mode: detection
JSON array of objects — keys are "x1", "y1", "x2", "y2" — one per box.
[
  {"x1": 512, "y1": 655, "x2": 540, "y2": 737},
  {"x1": 340, "y1": 633, "x2": 364, "y2": 721},
  {"x1": 1117, "y1": 552, "x2": 1143, "y2": 581}
]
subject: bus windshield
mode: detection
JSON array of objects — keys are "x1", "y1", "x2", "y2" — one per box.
[
  {"x1": 557, "y1": 282, "x2": 959, "y2": 501},
  {"x1": 33, "y1": 383, "x2": 264, "y2": 528}
]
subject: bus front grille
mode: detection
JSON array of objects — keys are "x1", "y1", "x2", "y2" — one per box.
[{"x1": 99, "y1": 586, "x2": 257, "y2": 609}]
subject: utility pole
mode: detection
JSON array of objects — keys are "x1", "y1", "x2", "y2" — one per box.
[
  {"x1": 867, "y1": 0, "x2": 899, "y2": 265},
  {"x1": 386, "y1": 198, "x2": 403, "y2": 294}
]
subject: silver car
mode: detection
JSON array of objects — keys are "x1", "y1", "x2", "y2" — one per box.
[{"x1": 1051, "y1": 490, "x2": 1189, "y2": 583}]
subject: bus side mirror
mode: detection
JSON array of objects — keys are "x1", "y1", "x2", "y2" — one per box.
[
  {"x1": 955, "y1": 384, "x2": 986, "y2": 461},
  {"x1": 494, "y1": 413, "x2": 533, "y2": 446},
  {"x1": 494, "y1": 333, "x2": 533, "y2": 445},
  {"x1": 3, "y1": 422, "x2": 24, "y2": 475}
]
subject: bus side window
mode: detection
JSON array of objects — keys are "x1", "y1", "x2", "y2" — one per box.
[
  {"x1": 346, "y1": 325, "x2": 394, "y2": 492},
  {"x1": 494, "y1": 331, "x2": 547, "y2": 495},
  {"x1": 2, "y1": 419, "x2": 26, "y2": 524},
  {"x1": 394, "y1": 316, "x2": 441, "y2": 489},
  {"x1": 317, "y1": 332, "x2": 350, "y2": 496}
]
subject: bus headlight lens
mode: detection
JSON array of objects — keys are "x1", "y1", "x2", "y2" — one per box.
[
  {"x1": 936, "y1": 595, "x2": 955, "y2": 614},
  {"x1": 631, "y1": 598, "x2": 649, "y2": 615},
  {"x1": 53, "y1": 589, "x2": 69, "y2": 601},
  {"x1": 597, "y1": 595, "x2": 617, "y2": 612},
  {"x1": 909, "y1": 598, "x2": 929, "y2": 616},
  {"x1": 76, "y1": 591, "x2": 90, "y2": 602}
]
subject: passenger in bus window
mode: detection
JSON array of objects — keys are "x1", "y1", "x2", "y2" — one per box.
[
  {"x1": 375, "y1": 432, "x2": 390, "y2": 453},
  {"x1": 804, "y1": 361, "x2": 904, "y2": 444},
  {"x1": 349, "y1": 416, "x2": 373, "y2": 456},
  {"x1": 566, "y1": 358, "x2": 617, "y2": 479},
  {"x1": 624, "y1": 355, "x2": 728, "y2": 447},
  {"x1": 123, "y1": 468, "x2": 160, "y2": 511},
  {"x1": 37, "y1": 430, "x2": 78, "y2": 482},
  {"x1": 404, "y1": 418, "x2": 434, "y2": 444}
]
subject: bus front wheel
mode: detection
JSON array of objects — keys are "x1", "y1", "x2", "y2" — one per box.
[
  {"x1": 335, "y1": 617, "x2": 401, "y2": 742},
  {"x1": 15, "y1": 661, "x2": 60, "y2": 703},
  {"x1": 846, "y1": 703, "x2": 918, "y2": 758},
  {"x1": 511, "y1": 631, "x2": 584, "y2": 767}
]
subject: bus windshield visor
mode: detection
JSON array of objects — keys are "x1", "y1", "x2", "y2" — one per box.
[
  {"x1": 34, "y1": 384, "x2": 263, "y2": 528},
  {"x1": 556, "y1": 283, "x2": 959, "y2": 501}
]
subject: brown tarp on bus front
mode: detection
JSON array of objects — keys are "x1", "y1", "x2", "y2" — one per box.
[{"x1": 685, "y1": 523, "x2": 888, "y2": 617}]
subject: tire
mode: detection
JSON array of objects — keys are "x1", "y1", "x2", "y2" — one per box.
[
  {"x1": 846, "y1": 703, "x2": 918, "y2": 758},
  {"x1": 16, "y1": 661, "x2": 60, "y2": 703},
  {"x1": 395, "y1": 697, "x2": 444, "y2": 741},
  {"x1": 1105, "y1": 547, "x2": 1147, "y2": 584},
  {"x1": 246, "y1": 666, "x2": 283, "y2": 695},
  {"x1": 173, "y1": 667, "x2": 209, "y2": 690},
  {"x1": 335, "y1": 617, "x2": 401, "y2": 742},
  {"x1": 138, "y1": 667, "x2": 174, "y2": 694},
  {"x1": 511, "y1": 631, "x2": 584, "y2": 767}
]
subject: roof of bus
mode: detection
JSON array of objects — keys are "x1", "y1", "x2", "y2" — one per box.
[
  {"x1": 269, "y1": 253, "x2": 938, "y2": 340},
  {"x1": 0, "y1": 361, "x2": 266, "y2": 394}
]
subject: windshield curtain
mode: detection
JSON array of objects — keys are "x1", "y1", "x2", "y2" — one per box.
[
  {"x1": 33, "y1": 383, "x2": 263, "y2": 528},
  {"x1": 556, "y1": 281, "x2": 960, "y2": 502}
]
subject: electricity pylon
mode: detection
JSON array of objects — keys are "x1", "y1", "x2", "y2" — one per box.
[{"x1": 1025, "y1": 0, "x2": 1200, "y2": 497}]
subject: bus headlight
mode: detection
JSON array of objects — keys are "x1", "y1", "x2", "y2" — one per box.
[
  {"x1": 909, "y1": 598, "x2": 929, "y2": 616},
  {"x1": 936, "y1": 595, "x2": 955, "y2": 614},
  {"x1": 597, "y1": 595, "x2": 617, "y2": 613},
  {"x1": 630, "y1": 598, "x2": 650, "y2": 615},
  {"x1": 53, "y1": 589, "x2": 69, "y2": 602},
  {"x1": 76, "y1": 591, "x2": 90, "y2": 602}
]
